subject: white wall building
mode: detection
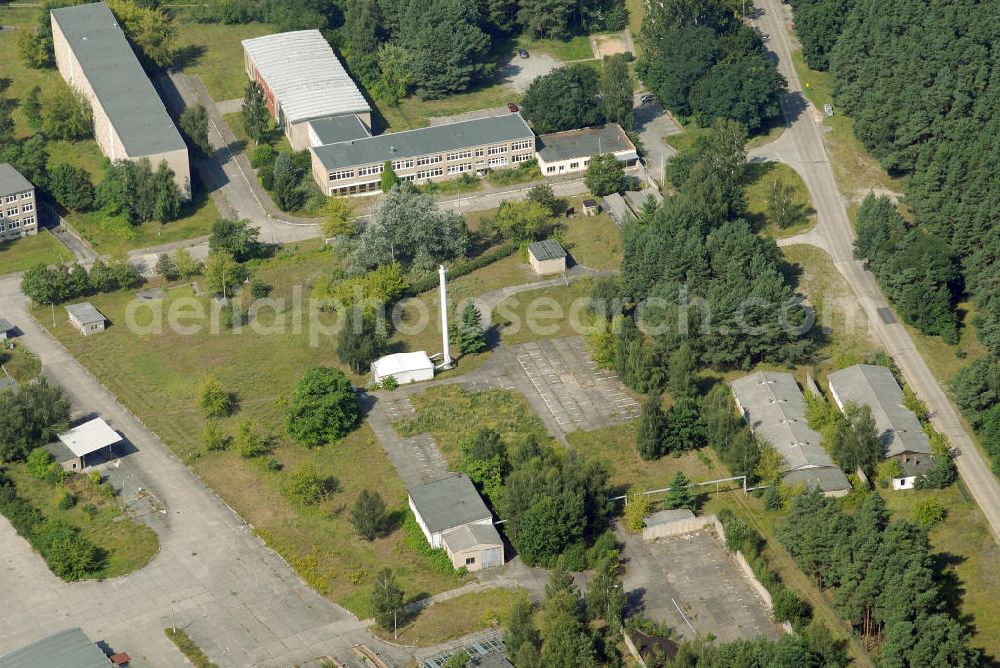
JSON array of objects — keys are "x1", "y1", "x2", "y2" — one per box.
[{"x1": 370, "y1": 352, "x2": 435, "y2": 385}]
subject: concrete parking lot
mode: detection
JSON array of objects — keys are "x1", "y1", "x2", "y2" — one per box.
[
  {"x1": 621, "y1": 529, "x2": 784, "y2": 643},
  {"x1": 512, "y1": 336, "x2": 640, "y2": 433}
]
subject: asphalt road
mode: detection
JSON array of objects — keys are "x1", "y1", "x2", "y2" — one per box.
[
  {"x1": 749, "y1": 0, "x2": 1000, "y2": 542},
  {"x1": 0, "y1": 276, "x2": 397, "y2": 667}
]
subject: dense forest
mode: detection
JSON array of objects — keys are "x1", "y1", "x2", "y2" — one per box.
[{"x1": 790, "y1": 0, "x2": 1000, "y2": 470}]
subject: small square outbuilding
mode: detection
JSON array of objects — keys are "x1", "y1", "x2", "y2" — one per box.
[
  {"x1": 527, "y1": 239, "x2": 567, "y2": 276},
  {"x1": 43, "y1": 417, "x2": 122, "y2": 472},
  {"x1": 66, "y1": 302, "x2": 106, "y2": 336}
]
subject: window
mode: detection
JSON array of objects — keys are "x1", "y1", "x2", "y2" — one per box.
[
  {"x1": 0, "y1": 225, "x2": 5, "y2": 232},
  {"x1": 487, "y1": 144, "x2": 508, "y2": 155},
  {"x1": 23, "y1": 216, "x2": 34, "y2": 226},
  {"x1": 393, "y1": 158, "x2": 414, "y2": 170},
  {"x1": 9, "y1": 220, "x2": 19, "y2": 229},
  {"x1": 357, "y1": 163, "x2": 383, "y2": 177},
  {"x1": 415, "y1": 167, "x2": 443, "y2": 180},
  {"x1": 20, "y1": 191, "x2": 32, "y2": 200},
  {"x1": 546, "y1": 166, "x2": 556, "y2": 173},
  {"x1": 6, "y1": 209, "x2": 15, "y2": 217},
  {"x1": 21, "y1": 203, "x2": 33, "y2": 213},
  {"x1": 488, "y1": 156, "x2": 508, "y2": 167},
  {"x1": 583, "y1": 159, "x2": 590, "y2": 166},
  {"x1": 465, "y1": 557, "x2": 476, "y2": 565},
  {"x1": 511, "y1": 139, "x2": 533, "y2": 151},
  {"x1": 512, "y1": 153, "x2": 533, "y2": 164},
  {"x1": 475, "y1": 148, "x2": 485, "y2": 157},
  {"x1": 447, "y1": 163, "x2": 472, "y2": 175},
  {"x1": 570, "y1": 162, "x2": 579, "y2": 169},
  {"x1": 4, "y1": 195, "x2": 14, "y2": 204},
  {"x1": 446, "y1": 149, "x2": 472, "y2": 161},
  {"x1": 416, "y1": 155, "x2": 442, "y2": 166},
  {"x1": 328, "y1": 169, "x2": 355, "y2": 182}
]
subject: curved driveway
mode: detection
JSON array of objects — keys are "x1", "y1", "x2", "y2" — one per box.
[{"x1": 749, "y1": 0, "x2": 1000, "y2": 541}]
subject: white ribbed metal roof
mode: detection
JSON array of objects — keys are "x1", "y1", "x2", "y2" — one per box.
[{"x1": 242, "y1": 30, "x2": 370, "y2": 124}]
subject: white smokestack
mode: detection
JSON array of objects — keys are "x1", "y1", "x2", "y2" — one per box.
[{"x1": 439, "y1": 265, "x2": 452, "y2": 368}]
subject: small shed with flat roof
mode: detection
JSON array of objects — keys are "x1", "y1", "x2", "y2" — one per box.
[
  {"x1": 66, "y1": 302, "x2": 106, "y2": 336},
  {"x1": 0, "y1": 627, "x2": 111, "y2": 668},
  {"x1": 408, "y1": 474, "x2": 504, "y2": 571},
  {"x1": 44, "y1": 417, "x2": 122, "y2": 471},
  {"x1": 527, "y1": 239, "x2": 567, "y2": 275},
  {"x1": 370, "y1": 351, "x2": 434, "y2": 385}
]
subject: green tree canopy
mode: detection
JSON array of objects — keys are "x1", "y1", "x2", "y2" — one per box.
[{"x1": 285, "y1": 366, "x2": 359, "y2": 447}]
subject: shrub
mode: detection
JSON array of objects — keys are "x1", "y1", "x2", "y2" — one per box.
[
  {"x1": 250, "y1": 279, "x2": 272, "y2": 298},
  {"x1": 401, "y1": 510, "x2": 458, "y2": 576},
  {"x1": 202, "y1": 421, "x2": 230, "y2": 451},
  {"x1": 350, "y1": 489, "x2": 386, "y2": 540},
  {"x1": 913, "y1": 499, "x2": 946, "y2": 527},
  {"x1": 284, "y1": 464, "x2": 337, "y2": 507},
  {"x1": 264, "y1": 457, "x2": 283, "y2": 472},
  {"x1": 623, "y1": 488, "x2": 648, "y2": 532},
  {"x1": 82, "y1": 503, "x2": 98, "y2": 520},
  {"x1": 197, "y1": 375, "x2": 234, "y2": 418},
  {"x1": 773, "y1": 588, "x2": 811, "y2": 629},
  {"x1": 58, "y1": 492, "x2": 77, "y2": 510},
  {"x1": 233, "y1": 420, "x2": 271, "y2": 458}
]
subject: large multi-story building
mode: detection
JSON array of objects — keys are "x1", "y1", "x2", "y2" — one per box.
[
  {"x1": 242, "y1": 30, "x2": 372, "y2": 151},
  {"x1": 51, "y1": 2, "x2": 190, "y2": 199},
  {"x1": 311, "y1": 114, "x2": 536, "y2": 197},
  {"x1": 0, "y1": 164, "x2": 38, "y2": 241}
]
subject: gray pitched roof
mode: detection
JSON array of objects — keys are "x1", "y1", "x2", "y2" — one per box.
[
  {"x1": 66, "y1": 302, "x2": 105, "y2": 325},
  {"x1": 50, "y1": 2, "x2": 186, "y2": 158},
  {"x1": 313, "y1": 114, "x2": 534, "y2": 171},
  {"x1": 537, "y1": 123, "x2": 635, "y2": 162},
  {"x1": 442, "y1": 522, "x2": 503, "y2": 553},
  {"x1": 731, "y1": 371, "x2": 850, "y2": 493},
  {"x1": 528, "y1": 239, "x2": 566, "y2": 261},
  {"x1": 242, "y1": 30, "x2": 370, "y2": 124},
  {"x1": 308, "y1": 115, "x2": 371, "y2": 146},
  {"x1": 0, "y1": 164, "x2": 33, "y2": 197},
  {"x1": 827, "y1": 364, "x2": 931, "y2": 458},
  {"x1": 0, "y1": 627, "x2": 110, "y2": 668},
  {"x1": 408, "y1": 474, "x2": 492, "y2": 534}
]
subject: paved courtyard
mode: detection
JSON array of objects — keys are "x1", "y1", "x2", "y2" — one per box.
[
  {"x1": 621, "y1": 529, "x2": 784, "y2": 643},
  {"x1": 512, "y1": 337, "x2": 640, "y2": 432}
]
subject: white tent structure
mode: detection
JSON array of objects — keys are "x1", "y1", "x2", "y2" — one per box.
[{"x1": 371, "y1": 352, "x2": 435, "y2": 385}]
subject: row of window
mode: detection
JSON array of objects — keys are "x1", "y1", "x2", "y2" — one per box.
[
  {"x1": 0, "y1": 216, "x2": 34, "y2": 232},
  {"x1": 488, "y1": 156, "x2": 507, "y2": 167},
  {"x1": 4, "y1": 203, "x2": 33, "y2": 217},
  {"x1": 3, "y1": 192, "x2": 32, "y2": 204},
  {"x1": 545, "y1": 158, "x2": 592, "y2": 174},
  {"x1": 327, "y1": 139, "x2": 537, "y2": 182},
  {"x1": 447, "y1": 163, "x2": 473, "y2": 175},
  {"x1": 416, "y1": 167, "x2": 444, "y2": 180}
]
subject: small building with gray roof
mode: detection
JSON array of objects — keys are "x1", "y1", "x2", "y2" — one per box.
[
  {"x1": 243, "y1": 30, "x2": 372, "y2": 150},
  {"x1": 408, "y1": 474, "x2": 504, "y2": 572},
  {"x1": 0, "y1": 627, "x2": 111, "y2": 668},
  {"x1": 66, "y1": 302, "x2": 106, "y2": 336},
  {"x1": 51, "y1": 2, "x2": 190, "y2": 199},
  {"x1": 311, "y1": 113, "x2": 536, "y2": 197},
  {"x1": 536, "y1": 123, "x2": 638, "y2": 176},
  {"x1": 0, "y1": 164, "x2": 38, "y2": 241},
  {"x1": 527, "y1": 239, "x2": 567, "y2": 275},
  {"x1": 731, "y1": 371, "x2": 851, "y2": 496},
  {"x1": 827, "y1": 364, "x2": 932, "y2": 490}
]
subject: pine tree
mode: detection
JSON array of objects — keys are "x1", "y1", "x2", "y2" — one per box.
[
  {"x1": 152, "y1": 161, "x2": 181, "y2": 222},
  {"x1": 350, "y1": 489, "x2": 386, "y2": 541},
  {"x1": 242, "y1": 81, "x2": 270, "y2": 144},
  {"x1": 155, "y1": 253, "x2": 178, "y2": 280},
  {"x1": 271, "y1": 153, "x2": 302, "y2": 212},
  {"x1": 636, "y1": 394, "x2": 664, "y2": 460},
  {"x1": 663, "y1": 471, "x2": 692, "y2": 510},
  {"x1": 456, "y1": 301, "x2": 487, "y2": 354}
]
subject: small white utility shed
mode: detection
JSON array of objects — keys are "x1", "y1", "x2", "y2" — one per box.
[{"x1": 370, "y1": 351, "x2": 435, "y2": 385}]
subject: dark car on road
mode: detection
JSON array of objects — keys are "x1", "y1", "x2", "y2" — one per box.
[
  {"x1": 640, "y1": 93, "x2": 656, "y2": 103},
  {"x1": 507, "y1": 102, "x2": 519, "y2": 113},
  {"x1": 517, "y1": 48, "x2": 529, "y2": 59}
]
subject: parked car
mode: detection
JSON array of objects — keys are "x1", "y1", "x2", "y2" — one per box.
[
  {"x1": 507, "y1": 102, "x2": 520, "y2": 113},
  {"x1": 640, "y1": 93, "x2": 656, "y2": 103},
  {"x1": 518, "y1": 48, "x2": 529, "y2": 59}
]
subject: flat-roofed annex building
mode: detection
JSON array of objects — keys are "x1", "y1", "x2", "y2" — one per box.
[
  {"x1": 312, "y1": 113, "x2": 536, "y2": 197},
  {"x1": 242, "y1": 30, "x2": 372, "y2": 151},
  {"x1": 827, "y1": 364, "x2": 932, "y2": 490},
  {"x1": 51, "y1": 2, "x2": 190, "y2": 199},
  {"x1": 536, "y1": 123, "x2": 639, "y2": 176},
  {"x1": 0, "y1": 164, "x2": 38, "y2": 240},
  {"x1": 731, "y1": 371, "x2": 851, "y2": 496}
]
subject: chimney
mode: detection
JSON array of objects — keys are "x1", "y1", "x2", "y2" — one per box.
[{"x1": 438, "y1": 265, "x2": 452, "y2": 369}]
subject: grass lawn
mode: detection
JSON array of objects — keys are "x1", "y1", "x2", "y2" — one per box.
[
  {"x1": 744, "y1": 162, "x2": 816, "y2": 239},
  {"x1": 65, "y1": 186, "x2": 220, "y2": 256},
  {"x1": 902, "y1": 304, "x2": 988, "y2": 388},
  {"x1": 376, "y1": 84, "x2": 518, "y2": 132},
  {"x1": 626, "y1": 0, "x2": 645, "y2": 43},
  {"x1": 882, "y1": 483, "x2": 1000, "y2": 660},
  {"x1": 493, "y1": 278, "x2": 595, "y2": 345},
  {"x1": 513, "y1": 33, "x2": 594, "y2": 62},
  {"x1": 567, "y1": 424, "x2": 726, "y2": 497},
  {"x1": 560, "y1": 205, "x2": 622, "y2": 271},
  {"x1": 376, "y1": 588, "x2": 524, "y2": 646},
  {"x1": 0, "y1": 232, "x2": 73, "y2": 275},
  {"x1": 0, "y1": 3, "x2": 41, "y2": 27},
  {"x1": 6, "y1": 464, "x2": 160, "y2": 579},
  {"x1": 398, "y1": 386, "x2": 553, "y2": 468},
  {"x1": 1, "y1": 341, "x2": 41, "y2": 383},
  {"x1": 790, "y1": 51, "x2": 907, "y2": 199},
  {"x1": 174, "y1": 21, "x2": 274, "y2": 101},
  {"x1": 780, "y1": 244, "x2": 880, "y2": 370}
]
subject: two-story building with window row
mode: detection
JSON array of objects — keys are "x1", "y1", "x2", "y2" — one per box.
[
  {"x1": 0, "y1": 164, "x2": 38, "y2": 241},
  {"x1": 310, "y1": 114, "x2": 536, "y2": 197}
]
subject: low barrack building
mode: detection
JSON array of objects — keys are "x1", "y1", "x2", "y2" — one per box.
[
  {"x1": 535, "y1": 123, "x2": 639, "y2": 176},
  {"x1": 242, "y1": 30, "x2": 372, "y2": 151}
]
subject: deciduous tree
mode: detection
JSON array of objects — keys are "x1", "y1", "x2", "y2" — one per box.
[{"x1": 284, "y1": 366, "x2": 359, "y2": 447}]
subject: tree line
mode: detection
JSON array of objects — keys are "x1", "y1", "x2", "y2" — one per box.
[
  {"x1": 779, "y1": 489, "x2": 980, "y2": 666},
  {"x1": 521, "y1": 55, "x2": 634, "y2": 134},
  {"x1": 637, "y1": 0, "x2": 785, "y2": 132}
]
